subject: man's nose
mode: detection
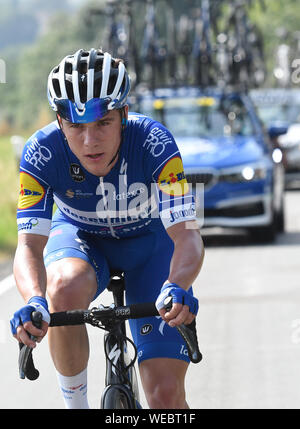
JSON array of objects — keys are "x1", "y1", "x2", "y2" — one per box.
[{"x1": 83, "y1": 126, "x2": 99, "y2": 146}]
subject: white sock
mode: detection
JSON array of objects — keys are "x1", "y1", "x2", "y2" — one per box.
[{"x1": 56, "y1": 368, "x2": 90, "y2": 409}]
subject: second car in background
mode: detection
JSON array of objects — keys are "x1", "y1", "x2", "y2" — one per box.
[{"x1": 250, "y1": 88, "x2": 300, "y2": 188}]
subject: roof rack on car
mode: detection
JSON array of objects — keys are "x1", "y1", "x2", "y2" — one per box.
[{"x1": 86, "y1": 0, "x2": 266, "y2": 93}]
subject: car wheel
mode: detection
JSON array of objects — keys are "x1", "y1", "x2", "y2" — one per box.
[
  {"x1": 248, "y1": 211, "x2": 277, "y2": 243},
  {"x1": 276, "y1": 197, "x2": 285, "y2": 233}
]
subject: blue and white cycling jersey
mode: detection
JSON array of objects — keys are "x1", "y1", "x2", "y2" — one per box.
[{"x1": 17, "y1": 112, "x2": 196, "y2": 238}]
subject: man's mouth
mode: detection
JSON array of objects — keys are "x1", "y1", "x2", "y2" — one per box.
[{"x1": 86, "y1": 153, "x2": 104, "y2": 160}]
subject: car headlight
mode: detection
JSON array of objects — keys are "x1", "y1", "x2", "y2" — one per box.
[
  {"x1": 272, "y1": 148, "x2": 283, "y2": 164},
  {"x1": 219, "y1": 165, "x2": 267, "y2": 183}
]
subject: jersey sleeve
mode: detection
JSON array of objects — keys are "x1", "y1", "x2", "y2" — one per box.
[
  {"x1": 142, "y1": 120, "x2": 196, "y2": 229},
  {"x1": 17, "y1": 135, "x2": 54, "y2": 237}
]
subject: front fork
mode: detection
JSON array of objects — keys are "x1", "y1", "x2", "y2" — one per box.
[{"x1": 104, "y1": 329, "x2": 140, "y2": 404}]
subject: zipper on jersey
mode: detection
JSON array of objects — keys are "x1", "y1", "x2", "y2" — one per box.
[{"x1": 98, "y1": 177, "x2": 119, "y2": 239}]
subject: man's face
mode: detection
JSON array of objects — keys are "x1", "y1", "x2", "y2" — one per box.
[{"x1": 59, "y1": 107, "x2": 128, "y2": 177}]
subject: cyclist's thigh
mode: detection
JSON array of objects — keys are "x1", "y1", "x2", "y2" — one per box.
[
  {"x1": 44, "y1": 219, "x2": 110, "y2": 302},
  {"x1": 125, "y1": 230, "x2": 194, "y2": 365},
  {"x1": 139, "y1": 357, "x2": 188, "y2": 389}
]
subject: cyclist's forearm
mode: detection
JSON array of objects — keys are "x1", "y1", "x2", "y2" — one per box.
[
  {"x1": 13, "y1": 241, "x2": 47, "y2": 302},
  {"x1": 167, "y1": 229, "x2": 204, "y2": 290}
]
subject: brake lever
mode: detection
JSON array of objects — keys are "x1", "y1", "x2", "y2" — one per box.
[
  {"x1": 19, "y1": 311, "x2": 42, "y2": 380},
  {"x1": 163, "y1": 296, "x2": 202, "y2": 364}
]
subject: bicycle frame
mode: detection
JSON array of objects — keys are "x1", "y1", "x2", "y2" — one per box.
[{"x1": 100, "y1": 271, "x2": 141, "y2": 409}]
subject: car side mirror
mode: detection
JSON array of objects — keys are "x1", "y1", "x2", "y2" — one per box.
[{"x1": 268, "y1": 124, "x2": 288, "y2": 139}]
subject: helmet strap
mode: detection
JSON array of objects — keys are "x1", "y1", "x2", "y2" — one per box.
[
  {"x1": 106, "y1": 107, "x2": 127, "y2": 167},
  {"x1": 56, "y1": 114, "x2": 66, "y2": 139}
]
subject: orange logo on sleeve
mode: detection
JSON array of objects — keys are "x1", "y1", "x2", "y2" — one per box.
[
  {"x1": 18, "y1": 172, "x2": 45, "y2": 209},
  {"x1": 158, "y1": 157, "x2": 189, "y2": 196}
]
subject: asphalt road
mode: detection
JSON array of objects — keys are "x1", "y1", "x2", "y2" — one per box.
[{"x1": 1, "y1": 190, "x2": 300, "y2": 409}]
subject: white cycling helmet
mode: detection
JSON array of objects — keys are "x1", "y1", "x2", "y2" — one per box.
[{"x1": 47, "y1": 48, "x2": 131, "y2": 123}]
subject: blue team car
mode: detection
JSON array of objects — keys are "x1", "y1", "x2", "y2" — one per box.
[{"x1": 135, "y1": 86, "x2": 285, "y2": 242}]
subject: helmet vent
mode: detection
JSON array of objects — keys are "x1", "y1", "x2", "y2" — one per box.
[
  {"x1": 65, "y1": 79, "x2": 74, "y2": 102},
  {"x1": 52, "y1": 79, "x2": 61, "y2": 98}
]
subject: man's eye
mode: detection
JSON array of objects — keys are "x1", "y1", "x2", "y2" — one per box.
[{"x1": 70, "y1": 123, "x2": 82, "y2": 129}]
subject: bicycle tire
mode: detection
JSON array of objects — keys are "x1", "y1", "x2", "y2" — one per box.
[{"x1": 101, "y1": 385, "x2": 136, "y2": 409}]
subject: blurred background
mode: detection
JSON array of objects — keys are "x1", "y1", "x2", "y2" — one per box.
[
  {"x1": 1, "y1": 0, "x2": 300, "y2": 257},
  {"x1": 1, "y1": 0, "x2": 300, "y2": 409}
]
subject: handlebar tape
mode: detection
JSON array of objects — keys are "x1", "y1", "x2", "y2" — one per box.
[{"x1": 49, "y1": 310, "x2": 87, "y2": 327}]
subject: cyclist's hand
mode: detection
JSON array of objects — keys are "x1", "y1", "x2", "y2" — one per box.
[
  {"x1": 155, "y1": 283, "x2": 198, "y2": 327},
  {"x1": 10, "y1": 296, "x2": 50, "y2": 348}
]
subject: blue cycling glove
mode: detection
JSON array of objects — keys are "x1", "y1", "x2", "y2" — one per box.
[
  {"x1": 155, "y1": 283, "x2": 199, "y2": 315},
  {"x1": 10, "y1": 296, "x2": 50, "y2": 335}
]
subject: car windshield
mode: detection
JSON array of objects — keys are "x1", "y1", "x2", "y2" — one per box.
[
  {"x1": 255, "y1": 103, "x2": 300, "y2": 126},
  {"x1": 140, "y1": 96, "x2": 255, "y2": 138}
]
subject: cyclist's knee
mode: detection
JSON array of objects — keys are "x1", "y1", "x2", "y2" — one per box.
[
  {"x1": 140, "y1": 358, "x2": 188, "y2": 409},
  {"x1": 146, "y1": 376, "x2": 186, "y2": 409},
  {"x1": 47, "y1": 258, "x2": 97, "y2": 311}
]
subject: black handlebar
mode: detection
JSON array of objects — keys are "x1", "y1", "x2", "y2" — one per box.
[
  {"x1": 48, "y1": 302, "x2": 163, "y2": 326},
  {"x1": 18, "y1": 301, "x2": 202, "y2": 380}
]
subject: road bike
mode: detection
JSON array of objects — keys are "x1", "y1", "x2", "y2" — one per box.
[{"x1": 18, "y1": 270, "x2": 202, "y2": 409}]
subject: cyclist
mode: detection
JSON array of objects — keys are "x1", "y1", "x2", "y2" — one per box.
[{"x1": 10, "y1": 49, "x2": 205, "y2": 409}]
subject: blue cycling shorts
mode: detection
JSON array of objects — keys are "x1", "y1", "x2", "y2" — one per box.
[{"x1": 44, "y1": 210, "x2": 194, "y2": 364}]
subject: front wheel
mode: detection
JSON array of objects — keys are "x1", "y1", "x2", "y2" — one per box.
[
  {"x1": 248, "y1": 207, "x2": 277, "y2": 243},
  {"x1": 101, "y1": 385, "x2": 136, "y2": 409}
]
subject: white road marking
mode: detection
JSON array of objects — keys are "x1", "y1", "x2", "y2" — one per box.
[{"x1": 0, "y1": 274, "x2": 15, "y2": 296}]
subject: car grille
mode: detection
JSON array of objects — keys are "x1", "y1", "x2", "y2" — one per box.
[
  {"x1": 185, "y1": 172, "x2": 217, "y2": 189},
  {"x1": 205, "y1": 202, "x2": 265, "y2": 218}
]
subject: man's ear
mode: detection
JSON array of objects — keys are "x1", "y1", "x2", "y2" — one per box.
[
  {"x1": 124, "y1": 104, "x2": 129, "y2": 119},
  {"x1": 56, "y1": 114, "x2": 63, "y2": 128},
  {"x1": 121, "y1": 105, "x2": 129, "y2": 129}
]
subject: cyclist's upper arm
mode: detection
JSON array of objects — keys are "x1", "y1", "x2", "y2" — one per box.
[
  {"x1": 166, "y1": 220, "x2": 200, "y2": 241},
  {"x1": 17, "y1": 131, "x2": 57, "y2": 238}
]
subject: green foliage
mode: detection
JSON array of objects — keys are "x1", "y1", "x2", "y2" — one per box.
[
  {"x1": 249, "y1": 0, "x2": 300, "y2": 86},
  {"x1": 0, "y1": 136, "x2": 19, "y2": 256},
  {"x1": 0, "y1": 1, "x2": 107, "y2": 131},
  {"x1": 0, "y1": 12, "x2": 38, "y2": 50}
]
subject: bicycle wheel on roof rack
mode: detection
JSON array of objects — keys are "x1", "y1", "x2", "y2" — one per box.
[{"x1": 101, "y1": 385, "x2": 139, "y2": 409}]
